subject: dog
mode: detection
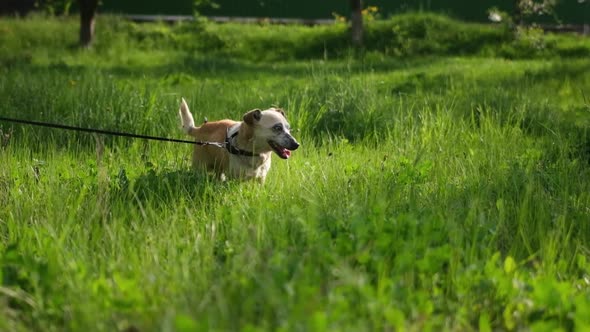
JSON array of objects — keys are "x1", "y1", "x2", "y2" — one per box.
[{"x1": 178, "y1": 98, "x2": 300, "y2": 183}]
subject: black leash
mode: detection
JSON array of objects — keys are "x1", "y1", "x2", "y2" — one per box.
[{"x1": 0, "y1": 116, "x2": 224, "y2": 147}]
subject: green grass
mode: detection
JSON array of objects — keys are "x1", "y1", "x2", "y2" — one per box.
[{"x1": 1, "y1": 13, "x2": 590, "y2": 331}]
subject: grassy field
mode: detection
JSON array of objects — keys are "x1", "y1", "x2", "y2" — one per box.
[{"x1": 1, "y1": 13, "x2": 590, "y2": 331}]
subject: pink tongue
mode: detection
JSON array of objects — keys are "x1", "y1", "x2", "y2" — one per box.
[{"x1": 282, "y1": 149, "x2": 291, "y2": 158}]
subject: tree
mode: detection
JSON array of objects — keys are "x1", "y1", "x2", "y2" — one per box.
[
  {"x1": 350, "y1": 0, "x2": 363, "y2": 47},
  {"x1": 513, "y1": 0, "x2": 558, "y2": 26},
  {"x1": 513, "y1": 0, "x2": 524, "y2": 26},
  {"x1": 78, "y1": 0, "x2": 98, "y2": 47}
]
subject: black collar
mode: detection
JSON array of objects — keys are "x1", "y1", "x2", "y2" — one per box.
[{"x1": 225, "y1": 128, "x2": 259, "y2": 157}]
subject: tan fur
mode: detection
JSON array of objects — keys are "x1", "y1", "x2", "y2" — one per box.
[{"x1": 178, "y1": 98, "x2": 299, "y2": 183}]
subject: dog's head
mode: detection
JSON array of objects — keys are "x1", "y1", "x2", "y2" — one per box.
[{"x1": 242, "y1": 107, "x2": 300, "y2": 159}]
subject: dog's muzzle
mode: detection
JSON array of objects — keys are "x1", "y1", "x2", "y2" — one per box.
[{"x1": 269, "y1": 137, "x2": 299, "y2": 159}]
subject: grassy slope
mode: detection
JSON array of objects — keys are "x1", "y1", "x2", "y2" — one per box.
[{"x1": 1, "y1": 14, "x2": 590, "y2": 331}]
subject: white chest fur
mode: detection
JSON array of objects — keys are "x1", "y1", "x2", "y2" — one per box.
[{"x1": 228, "y1": 153, "x2": 271, "y2": 181}]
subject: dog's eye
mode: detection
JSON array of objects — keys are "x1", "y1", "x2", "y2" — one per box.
[{"x1": 272, "y1": 124, "x2": 283, "y2": 132}]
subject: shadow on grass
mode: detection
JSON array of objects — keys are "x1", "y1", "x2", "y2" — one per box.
[
  {"x1": 17, "y1": 54, "x2": 451, "y2": 81},
  {"x1": 19, "y1": 52, "x2": 590, "y2": 89},
  {"x1": 118, "y1": 168, "x2": 231, "y2": 207}
]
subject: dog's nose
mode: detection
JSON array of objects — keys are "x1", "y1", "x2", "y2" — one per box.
[{"x1": 290, "y1": 140, "x2": 300, "y2": 151}]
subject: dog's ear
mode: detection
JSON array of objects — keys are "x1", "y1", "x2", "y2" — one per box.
[
  {"x1": 243, "y1": 109, "x2": 262, "y2": 125},
  {"x1": 274, "y1": 108, "x2": 285, "y2": 117}
]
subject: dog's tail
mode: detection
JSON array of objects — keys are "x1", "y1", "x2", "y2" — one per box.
[{"x1": 179, "y1": 98, "x2": 197, "y2": 137}]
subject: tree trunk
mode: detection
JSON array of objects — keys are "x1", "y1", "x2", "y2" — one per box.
[
  {"x1": 79, "y1": 0, "x2": 98, "y2": 47},
  {"x1": 513, "y1": 0, "x2": 523, "y2": 26},
  {"x1": 350, "y1": 0, "x2": 363, "y2": 47}
]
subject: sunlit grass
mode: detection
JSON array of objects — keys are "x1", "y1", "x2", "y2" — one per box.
[{"x1": 1, "y1": 14, "x2": 590, "y2": 332}]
